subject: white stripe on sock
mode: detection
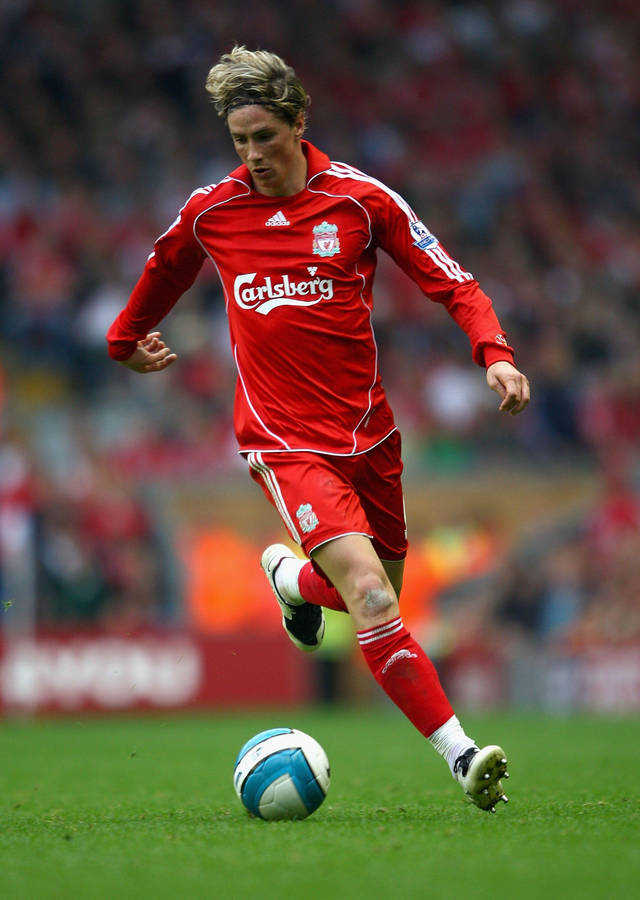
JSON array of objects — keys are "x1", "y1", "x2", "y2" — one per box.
[
  {"x1": 358, "y1": 616, "x2": 402, "y2": 639},
  {"x1": 357, "y1": 617, "x2": 403, "y2": 645}
]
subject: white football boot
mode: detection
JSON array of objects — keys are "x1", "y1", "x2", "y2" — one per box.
[
  {"x1": 261, "y1": 544, "x2": 325, "y2": 653},
  {"x1": 453, "y1": 745, "x2": 510, "y2": 813}
]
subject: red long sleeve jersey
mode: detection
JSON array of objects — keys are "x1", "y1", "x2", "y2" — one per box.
[{"x1": 107, "y1": 141, "x2": 514, "y2": 456}]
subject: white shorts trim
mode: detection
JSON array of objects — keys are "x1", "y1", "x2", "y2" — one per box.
[
  {"x1": 308, "y1": 531, "x2": 374, "y2": 557},
  {"x1": 247, "y1": 451, "x2": 301, "y2": 544}
]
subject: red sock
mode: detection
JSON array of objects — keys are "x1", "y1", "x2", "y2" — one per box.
[
  {"x1": 357, "y1": 617, "x2": 454, "y2": 738},
  {"x1": 298, "y1": 561, "x2": 348, "y2": 612}
]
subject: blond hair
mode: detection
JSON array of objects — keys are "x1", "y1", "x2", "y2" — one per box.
[{"x1": 205, "y1": 45, "x2": 310, "y2": 125}]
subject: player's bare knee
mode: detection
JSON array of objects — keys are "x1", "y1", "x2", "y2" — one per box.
[
  {"x1": 365, "y1": 586, "x2": 394, "y2": 617},
  {"x1": 351, "y1": 574, "x2": 396, "y2": 621}
]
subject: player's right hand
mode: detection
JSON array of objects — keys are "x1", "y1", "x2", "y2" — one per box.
[
  {"x1": 486, "y1": 360, "x2": 530, "y2": 415},
  {"x1": 119, "y1": 331, "x2": 178, "y2": 374}
]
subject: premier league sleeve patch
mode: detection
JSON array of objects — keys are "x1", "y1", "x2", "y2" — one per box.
[{"x1": 410, "y1": 220, "x2": 439, "y2": 250}]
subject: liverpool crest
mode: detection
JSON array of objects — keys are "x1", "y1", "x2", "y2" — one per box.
[
  {"x1": 296, "y1": 503, "x2": 319, "y2": 534},
  {"x1": 312, "y1": 221, "x2": 341, "y2": 257}
]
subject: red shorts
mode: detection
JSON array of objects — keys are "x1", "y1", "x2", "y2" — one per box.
[{"x1": 246, "y1": 430, "x2": 407, "y2": 560}]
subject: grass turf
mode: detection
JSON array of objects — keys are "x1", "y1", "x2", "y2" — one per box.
[{"x1": 0, "y1": 708, "x2": 638, "y2": 899}]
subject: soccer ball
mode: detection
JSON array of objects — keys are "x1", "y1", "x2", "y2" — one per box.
[{"x1": 233, "y1": 727, "x2": 330, "y2": 820}]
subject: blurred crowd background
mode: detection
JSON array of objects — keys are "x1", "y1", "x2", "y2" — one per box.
[{"x1": 0, "y1": 0, "x2": 639, "y2": 676}]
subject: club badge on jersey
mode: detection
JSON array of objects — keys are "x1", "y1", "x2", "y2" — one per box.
[{"x1": 312, "y1": 221, "x2": 341, "y2": 257}]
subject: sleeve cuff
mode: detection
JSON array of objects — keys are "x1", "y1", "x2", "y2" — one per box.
[
  {"x1": 106, "y1": 338, "x2": 139, "y2": 361},
  {"x1": 482, "y1": 345, "x2": 515, "y2": 368}
]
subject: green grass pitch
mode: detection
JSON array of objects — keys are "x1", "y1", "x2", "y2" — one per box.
[{"x1": 1, "y1": 708, "x2": 638, "y2": 899}]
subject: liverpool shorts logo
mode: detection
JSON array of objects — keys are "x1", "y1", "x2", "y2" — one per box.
[{"x1": 296, "y1": 503, "x2": 319, "y2": 533}]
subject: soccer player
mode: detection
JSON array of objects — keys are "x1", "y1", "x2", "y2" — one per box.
[{"x1": 107, "y1": 46, "x2": 529, "y2": 812}]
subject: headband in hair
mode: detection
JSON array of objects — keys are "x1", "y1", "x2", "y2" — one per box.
[{"x1": 226, "y1": 95, "x2": 281, "y2": 114}]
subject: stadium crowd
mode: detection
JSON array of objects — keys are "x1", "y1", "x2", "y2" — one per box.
[{"x1": 0, "y1": 0, "x2": 639, "y2": 645}]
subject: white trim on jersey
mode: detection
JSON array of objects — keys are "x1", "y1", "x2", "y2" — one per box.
[
  {"x1": 147, "y1": 185, "x2": 219, "y2": 261},
  {"x1": 347, "y1": 261, "x2": 379, "y2": 452},
  {"x1": 320, "y1": 161, "x2": 473, "y2": 284},
  {"x1": 151, "y1": 179, "x2": 251, "y2": 269},
  {"x1": 428, "y1": 245, "x2": 473, "y2": 283},
  {"x1": 306, "y1": 180, "x2": 379, "y2": 452},
  {"x1": 191, "y1": 181, "x2": 298, "y2": 451},
  {"x1": 306, "y1": 176, "x2": 374, "y2": 249},
  {"x1": 426, "y1": 247, "x2": 461, "y2": 283},
  {"x1": 238, "y1": 426, "x2": 398, "y2": 458},
  {"x1": 326, "y1": 162, "x2": 418, "y2": 224},
  {"x1": 234, "y1": 345, "x2": 292, "y2": 450},
  {"x1": 192, "y1": 179, "x2": 252, "y2": 255},
  {"x1": 247, "y1": 452, "x2": 301, "y2": 542}
]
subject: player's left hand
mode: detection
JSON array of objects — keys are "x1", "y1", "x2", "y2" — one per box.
[
  {"x1": 119, "y1": 331, "x2": 178, "y2": 374},
  {"x1": 486, "y1": 360, "x2": 530, "y2": 415}
]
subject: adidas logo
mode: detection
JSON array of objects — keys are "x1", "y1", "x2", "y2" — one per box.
[{"x1": 265, "y1": 210, "x2": 290, "y2": 226}]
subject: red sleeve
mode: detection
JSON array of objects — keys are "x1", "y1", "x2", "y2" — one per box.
[
  {"x1": 371, "y1": 190, "x2": 515, "y2": 368},
  {"x1": 106, "y1": 196, "x2": 206, "y2": 361}
]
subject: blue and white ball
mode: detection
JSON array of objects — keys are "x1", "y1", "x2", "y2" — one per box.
[{"x1": 233, "y1": 727, "x2": 330, "y2": 820}]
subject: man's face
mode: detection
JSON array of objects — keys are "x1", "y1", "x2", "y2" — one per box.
[{"x1": 227, "y1": 105, "x2": 305, "y2": 197}]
